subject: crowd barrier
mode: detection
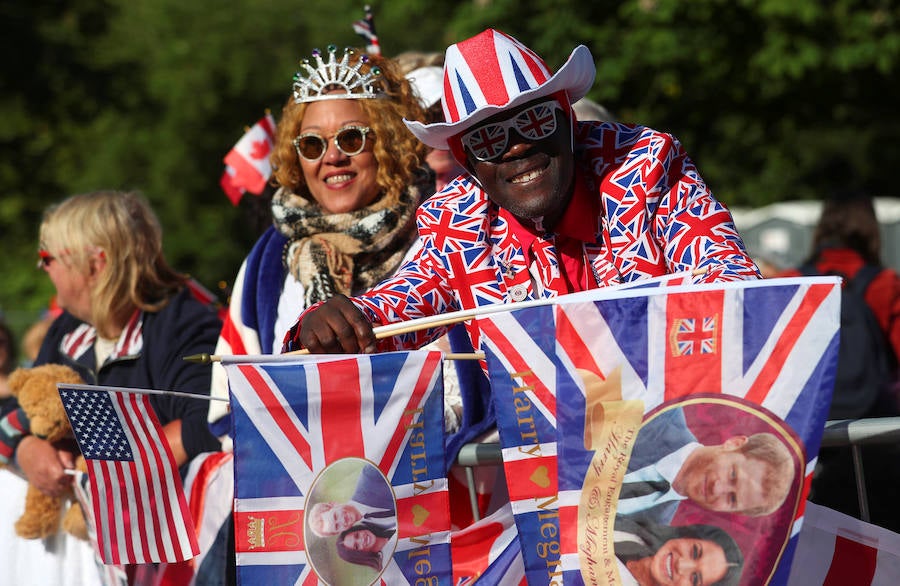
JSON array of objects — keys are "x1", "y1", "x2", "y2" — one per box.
[{"x1": 455, "y1": 416, "x2": 900, "y2": 523}]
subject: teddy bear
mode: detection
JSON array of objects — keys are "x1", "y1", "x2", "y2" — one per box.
[{"x1": 3, "y1": 363, "x2": 89, "y2": 540}]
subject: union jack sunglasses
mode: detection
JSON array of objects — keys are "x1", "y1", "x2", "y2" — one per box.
[{"x1": 461, "y1": 100, "x2": 563, "y2": 162}]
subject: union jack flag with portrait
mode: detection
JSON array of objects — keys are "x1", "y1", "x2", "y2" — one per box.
[
  {"x1": 480, "y1": 276, "x2": 841, "y2": 585},
  {"x1": 224, "y1": 351, "x2": 451, "y2": 585},
  {"x1": 477, "y1": 271, "x2": 702, "y2": 584}
]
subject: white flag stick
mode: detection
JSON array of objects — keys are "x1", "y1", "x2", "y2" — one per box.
[{"x1": 57, "y1": 382, "x2": 229, "y2": 402}]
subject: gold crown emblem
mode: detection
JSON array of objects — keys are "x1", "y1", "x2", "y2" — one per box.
[
  {"x1": 292, "y1": 45, "x2": 383, "y2": 104},
  {"x1": 246, "y1": 516, "x2": 265, "y2": 549}
]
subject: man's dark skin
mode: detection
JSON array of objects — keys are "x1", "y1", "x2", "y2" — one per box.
[{"x1": 296, "y1": 97, "x2": 576, "y2": 354}]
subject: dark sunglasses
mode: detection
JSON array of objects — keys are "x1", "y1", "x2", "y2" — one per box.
[
  {"x1": 37, "y1": 249, "x2": 55, "y2": 269},
  {"x1": 292, "y1": 125, "x2": 373, "y2": 161},
  {"x1": 462, "y1": 100, "x2": 563, "y2": 162}
]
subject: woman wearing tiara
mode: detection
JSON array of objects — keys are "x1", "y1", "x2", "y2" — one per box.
[
  {"x1": 196, "y1": 45, "x2": 434, "y2": 585},
  {"x1": 207, "y1": 45, "x2": 432, "y2": 444}
]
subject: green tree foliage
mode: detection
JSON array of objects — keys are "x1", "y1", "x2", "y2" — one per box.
[{"x1": 1, "y1": 0, "x2": 898, "y2": 339}]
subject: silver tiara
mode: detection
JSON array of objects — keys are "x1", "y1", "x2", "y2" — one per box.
[{"x1": 292, "y1": 45, "x2": 384, "y2": 104}]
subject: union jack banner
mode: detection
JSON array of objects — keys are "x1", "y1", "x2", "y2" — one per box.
[
  {"x1": 478, "y1": 271, "x2": 704, "y2": 584},
  {"x1": 225, "y1": 351, "x2": 451, "y2": 585},
  {"x1": 480, "y1": 276, "x2": 841, "y2": 585},
  {"x1": 58, "y1": 384, "x2": 199, "y2": 565}
]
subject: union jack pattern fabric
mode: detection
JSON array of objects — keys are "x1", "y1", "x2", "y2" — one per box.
[
  {"x1": 451, "y1": 503, "x2": 526, "y2": 586},
  {"x1": 225, "y1": 352, "x2": 451, "y2": 585},
  {"x1": 346, "y1": 120, "x2": 758, "y2": 360},
  {"x1": 59, "y1": 384, "x2": 199, "y2": 565},
  {"x1": 482, "y1": 277, "x2": 840, "y2": 585},
  {"x1": 441, "y1": 29, "x2": 553, "y2": 126},
  {"x1": 671, "y1": 316, "x2": 718, "y2": 356}
]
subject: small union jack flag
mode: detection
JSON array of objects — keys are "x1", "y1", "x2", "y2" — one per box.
[{"x1": 671, "y1": 315, "x2": 718, "y2": 356}]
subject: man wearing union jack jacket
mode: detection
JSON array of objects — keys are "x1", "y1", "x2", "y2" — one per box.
[{"x1": 285, "y1": 29, "x2": 760, "y2": 427}]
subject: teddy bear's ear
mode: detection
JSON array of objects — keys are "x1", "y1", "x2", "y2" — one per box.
[{"x1": 6, "y1": 368, "x2": 29, "y2": 397}]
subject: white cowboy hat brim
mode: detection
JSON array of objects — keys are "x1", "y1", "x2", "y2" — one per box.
[{"x1": 404, "y1": 45, "x2": 596, "y2": 150}]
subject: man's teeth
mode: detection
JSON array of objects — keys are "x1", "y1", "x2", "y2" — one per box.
[
  {"x1": 511, "y1": 169, "x2": 542, "y2": 184},
  {"x1": 326, "y1": 174, "x2": 353, "y2": 184}
]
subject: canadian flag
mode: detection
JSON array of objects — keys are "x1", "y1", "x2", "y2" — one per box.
[
  {"x1": 221, "y1": 113, "x2": 276, "y2": 203},
  {"x1": 787, "y1": 502, "x2": 900, "y2": 585}
]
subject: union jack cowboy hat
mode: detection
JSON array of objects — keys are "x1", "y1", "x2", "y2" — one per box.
[{"x1": 404, "y1": 29, "x2": 595, "y2": 151}]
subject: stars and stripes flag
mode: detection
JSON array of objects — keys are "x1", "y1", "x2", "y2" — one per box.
[
  {"x1": 58, "y1": 384, "x2": 199, "y2": 565},
  {"x1": 71, "y1": 471, "x2": 129, "y2": 586},
  {"x1": 221, "y1": 112, "x2": 276, "y2": 204},
  {"x1": 479, "y1": 276, "x2": 842, "y2": 585},
  {"x1": 224, "y1": 351, "x2": 451, "y2": 585}
]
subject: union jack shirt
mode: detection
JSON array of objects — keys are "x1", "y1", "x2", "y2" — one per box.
[{"x1": 331, "y1": 121, "x2": 759, "y2": 355}]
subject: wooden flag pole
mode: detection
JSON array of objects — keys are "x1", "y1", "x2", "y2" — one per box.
[{"x1": 185, "y1": 266, "x2": 708, "y2": 364}]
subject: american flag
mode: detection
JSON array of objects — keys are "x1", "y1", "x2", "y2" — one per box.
[
  {"x1": 480, "y1": 277, "x2": 842, "y2": 585},
  {"x1": 59, "y1": 384, "x2": 199, "y2": 565},
  {"x1": 71, "y1": 471, "x2": 129, "y2": 586},
  {"x1": 224, "y1": 351, "x2": 451, "y2": 585}
]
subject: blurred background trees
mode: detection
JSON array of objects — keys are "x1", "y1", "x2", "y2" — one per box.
[{"x1": 1, "y1": 0, "x2": 898, "y2": 337}]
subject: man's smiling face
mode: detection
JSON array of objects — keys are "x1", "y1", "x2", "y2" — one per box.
[{"x1": 462, "y1": 97, "x2": 574, "y2": 228}]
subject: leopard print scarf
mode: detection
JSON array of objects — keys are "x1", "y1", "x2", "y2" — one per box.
[{"x1": 271, "y1": 182, "x2": 422, "y2": 307}]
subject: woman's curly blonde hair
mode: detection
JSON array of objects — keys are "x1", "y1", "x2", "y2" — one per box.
[{"x1": 271, "y1": 50, "x2": 430, "y2": 208}]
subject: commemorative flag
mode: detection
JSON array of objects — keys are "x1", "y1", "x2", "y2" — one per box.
[
  {"x1": 58, "y1": 384, "x2": 199, "y2": 565},
  {"x1": 225, "y1": 351, "x2": 451, "y2": 585},
  {"x1": 558, "y1": 277, "x2": 839, "y2": 585},
  {"x1": 481, "y1": 276, "x2": 841, "y2": 585},
  {"x1": 478, "y1": 271, "x2": 703, "y2": 583}
]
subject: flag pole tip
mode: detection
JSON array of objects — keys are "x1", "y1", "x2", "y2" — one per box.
[{"x1": 184, "y1": 353, "x2": 212, "y2": 364}]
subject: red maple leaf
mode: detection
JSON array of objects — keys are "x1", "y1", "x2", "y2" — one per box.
[{"x1": 250, "y1": 139, "x2": 271, "y2": 160}]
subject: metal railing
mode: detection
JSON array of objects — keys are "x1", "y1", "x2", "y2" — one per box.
[{"x1": 455, "y1": 416, "x2": 900, "y2": 523}]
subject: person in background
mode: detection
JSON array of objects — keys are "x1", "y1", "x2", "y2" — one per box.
[
  {"x1": 777, "y1": 188, "x2": 900, "y2": 530},
  {"x1": 778, "y1": 191, "x2": 899, "y2": 379},
  {"x1": 0, "y1": 190, "x2": 222, "y2": 585},
  {"x1": 397, "y1": 50, "x2": 468, "y2": 193},
  {"x1": 572, "y1": 96, "x2": 615, "y2": 122}
]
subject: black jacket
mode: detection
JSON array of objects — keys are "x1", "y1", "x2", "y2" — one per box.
[{"x1": 35, "y1": 288, "x2": 222, "y2": 460}]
